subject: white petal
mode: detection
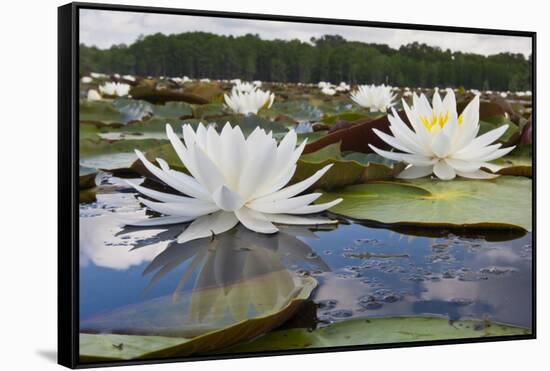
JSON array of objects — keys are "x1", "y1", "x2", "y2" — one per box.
[
  {"x1": 188, "y1": 142, "x2": 226, "y2": 193},
  {"x1": 252, "y1": 164, "x2": 333, "y2": 204},
  {"x1": 124, "y1": 215, "x2": 195, "y2": 227},
  {"x1": 266, "y1": 214, "x2": 338, "y2": 225},
  {"x1": 459, "y1": 125, "x2": 509, "y2": 154},
  {"x1": 456, "y1": 170, "x2": 499, "y2": 179},
  {"x1": 433, "y1": 160, "x2": 456, "y2": 180},
  {"x1": 431, "y1": 132, "x2": 451, "y2": 158},
  {"x1": 397, "y1": 165, "x2": 433, "y2": 179},
  {"x1": 212, "y1": 185, "x2": 245, "y2": 211},
  {"x1": 372, "y1": 128, "x2": 414, "y2": 154},
  {"x1": 286, "y1": 198, "x2": 343, "y2": 215},
  {"x1": 138, "y1": 197, "x2": 219, "y2": 218},
  {"x1": 444, "y1": 158, "x2": 481, "y2": 173},
  {"x1": 177, "y1": 211, "x2": 239, "y2": 244},
  {"x1": 479, "y1": 145, "x2": 515, "y2": 162},
  {"x1": 481, "y1": 162, "x2": 504, "y2": 172},
  {"x1": 134, "y1": 149, "x2": 211, "y2": 201},
  {"x1": 370, "y1": 145, "x2": 436, "y2": 166},
  {"x1": 124, "y1": 179, "x2": 198, "y2": 203},
  {"x1": 248, "y1": 193, "x2": 322, "y2": 214},
  {"x1": 235, "y1": 207, "x2": 278, "y2": 234}
]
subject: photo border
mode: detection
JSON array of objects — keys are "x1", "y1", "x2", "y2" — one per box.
[{"x1": 58, "y1": 2, "x2": 537, "y2": 368}]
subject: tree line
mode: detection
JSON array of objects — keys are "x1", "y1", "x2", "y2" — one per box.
[{"x1": 80, "y1": 32, "x2": 532, "y2": 91}]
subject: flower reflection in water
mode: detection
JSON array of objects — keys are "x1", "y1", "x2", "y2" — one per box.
[{"x1": 80, "y1": 224, "x2": 334, "y2": 337}]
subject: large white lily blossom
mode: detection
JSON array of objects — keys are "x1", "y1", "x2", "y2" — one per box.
[
  {"x1": 224, "y1": 89, "x2": 275, "y2": 115},
  {"x1": 370, "y1": 88, "x2": 516, "y2": 180},
  {"x1": 99, "y1": 82, "x2": 130, "y2": 97},
  {"x1": 125, "y1": 123, "x2": 342, "y2": 244},
  {"x1": 350, "y1": 84, "x2": 396, "y2": 113}
]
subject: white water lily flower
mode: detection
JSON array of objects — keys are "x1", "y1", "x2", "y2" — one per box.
[
  {"x1": 370, "y1": 88, "x2": 515, "y2": 180},
  {"x1": 224, "y1": 89, "x2": 275, "y2": 115},
  {"x1": 321, "y1": 87, "x2": 336, "y2": 96},
  {"x1": 350, "y1": 84, "x2": 396, "y2": 112},
  {"x1": 252, "y1": 80, "x2": 262, "y2": 88},
  {"x1": 336, "y1": 82, "x2": 350, "y2": 92},
  {"x1": 81, "y1": 76, "x2": 93, "y2": 84},
  {"x1": 125, "y1": 123, "x2": 342, "y2": 243},
  {"x1": 230, "y1": 78, "x2": 241, "y2": 84},
  {"x1": 200, "y1": 78, "x2": 211, "y2": 83},
  {"x1": 122, "y1": 74, "x2": 136, "y2": 82},
  {"x1": 90, "y1": 72, "x2": 107, "y2": 79},
  {"x1": 87, "y1": 89, "x2": 101, "y2": 101},
  {"x1": 99, "y1": 82, "x2": 130, "y2": 97}
]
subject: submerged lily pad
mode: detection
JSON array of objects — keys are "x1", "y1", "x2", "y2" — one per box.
[
  {"x1": 316, "y1": 176, "x2": 532, "y2": 231},
  {"x1": 222, "y1": 316, "x2": 530, "y2": 353},
  {"x1": 80, "y1": 275, "x2": 317, "y2": 362}
]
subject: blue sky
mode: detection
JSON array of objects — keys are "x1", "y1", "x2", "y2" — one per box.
[{"x1": 80, "y1": 9, "x2": 532, "y2": 57}]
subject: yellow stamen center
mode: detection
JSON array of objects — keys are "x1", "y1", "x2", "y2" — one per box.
[{"x1": 419, "y1": 110, "x2": 450, "y2": 132}]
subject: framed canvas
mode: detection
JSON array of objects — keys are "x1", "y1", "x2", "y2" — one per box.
[{"x1": 58, "y1": 2, "x2": 536, "y2": 368}]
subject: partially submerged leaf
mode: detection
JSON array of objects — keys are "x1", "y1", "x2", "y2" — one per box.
[
  {"x1": 316, "y1": 176, "x2": 532, "y2": 231},
  {"x1": 222, "y1": 316, "x2": 530, "y2": 353},
  {"x1": 80, "y1": 275, "x2": 317, "y2": 362}
]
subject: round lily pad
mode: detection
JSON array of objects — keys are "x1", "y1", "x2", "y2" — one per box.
[{"x1": 315, "y1": 176, "x2": 532, "y2": 231}]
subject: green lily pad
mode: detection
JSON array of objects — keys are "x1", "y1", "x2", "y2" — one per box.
[
  {"x1": 479, "y1": 117, "x2": 519, "y2": 144},
  {"x1": 153, "y1": 101, "x2": 193, "y2": 119},
  {"x1": 222, "y1": 316, "x2": 530, "y2": 353},
  {"x1": 80, "y1": 138, "x2": 166, "y2": 159},
  {"x1": 293, "y1": 143, "x2": 405, "y2": 190},
  {"x1": 315, "y1": 176, "x2": 532, "y2": 231},
  {"x1": 321, "y1": 111, "x2": 375, "y2": 125},
  {"x1": 79, "y1": 99, "x2": 124, "y2": 125},
  {"x1": 493, "y1": 145, "x2": 532, "y2": 177},
  {"x1": 80, "y1": 275, "x2": 317, "y2": 362}
]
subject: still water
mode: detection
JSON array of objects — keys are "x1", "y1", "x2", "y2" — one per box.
[{"x1": 79, "y1": 179, "x2": 532, "y2": 337}]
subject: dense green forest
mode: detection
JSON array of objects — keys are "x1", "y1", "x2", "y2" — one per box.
[{"x1": 80, "y1": 33, "x2": 532, "y2": 91}]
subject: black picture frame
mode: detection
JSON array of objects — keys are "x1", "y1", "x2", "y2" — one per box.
[{"x1": 58, "y1": 2, "x2": 537, "y2": 368}]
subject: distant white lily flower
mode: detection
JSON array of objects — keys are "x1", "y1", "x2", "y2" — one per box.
[
  {"x1": 318, "y1": 81, "x2": 334, "y2": 89},
  {"x1": 122, "y1": 74, "x2": 135, "y2": 82},
  {"x1": 230, "y1": 78, "x2": 241, "y2": 84},
  {"x1": 232, "y1": 81, "x2": 257, "y2": 94},
  {"x1": 99, "y1": 82, "x2": 130, "y2": 97},
  {"x1": 469, "y1": 89, "x2": 481, "y2": 95},
  {"x1": 113, "y1": 73, "x2": 121, "y2": 79},
  {"x1": 252, "y1": 80, "x2": 262, "y2": 88},
  {"x1": 321, "y1": 87, "x2": 336, "y2": 96},
  {"x1": 200, "y1": 78, "x2": 211, "y2": 83},
  {"x1": 126, "y1": 123, "x2": 342, "y2": 243},
  {"x1": 370, "y1": 89, "x2": 515, "y2": 180},
  {"x1": 81, "y1": 76, "x2": 93, "y2": 84},
  {"x1": 224, "y1": 89, "x2": 275, "y2": 115},
  {"x1": 500, "y1": 92, "x2": 508, "y2": 98},
  {"x1": 90, "y1": 72, "x2": 107, "y2": 79},
  {"x1": 350, "y1": 84, "x2": 396, "y2": 112},
  {"x1": 87, "y1": 89, "x2": 101, "y2": 101},
  {"x1": 403, "y1": 91, "x2": 413, "y2": 97},
  {"x1": 335, "y1": 82, "x2": 350, "y2": 92}
]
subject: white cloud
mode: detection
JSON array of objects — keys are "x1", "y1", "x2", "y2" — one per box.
[{"x1": 80, "y1": 9, "x2": 532, "y2": 57}]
